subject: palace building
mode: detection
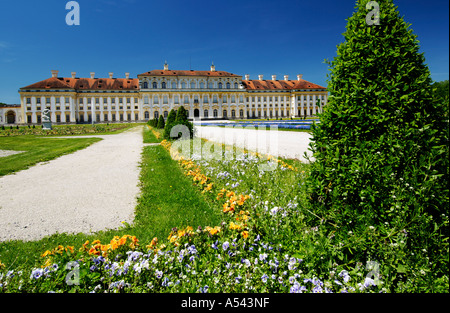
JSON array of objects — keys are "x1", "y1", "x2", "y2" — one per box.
[{"x1": 14, "y1": 62, "x2": 327, "y2": 125}]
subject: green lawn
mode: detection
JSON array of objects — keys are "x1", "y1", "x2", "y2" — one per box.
[{"x1": 0, "y1": 136, "x2": 102, "y2": 176}]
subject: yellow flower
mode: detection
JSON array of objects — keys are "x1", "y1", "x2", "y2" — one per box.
[
  {"x1": 242, "y1": 231, "x2": 249, "y2": 239},
  {"x1": 41, "y1": 250, "x2": 52, "y2": 258},
  {"x1": 0, "y1": 261, "x2": 5, "y2": 269}
]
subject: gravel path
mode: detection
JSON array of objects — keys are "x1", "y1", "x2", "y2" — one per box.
[
  {"x1": 195, "y1": 126, "x2": 314, "y2": 162},
  {"x1": 0, "y1": 126, "x2": 144, "y2": 242}
]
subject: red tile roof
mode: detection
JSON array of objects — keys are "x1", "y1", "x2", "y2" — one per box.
[
  {"x1": 21, "y1": 77, "x2": 139, "y2": 91},
  {"x1": 242, "y1": 79, "x2": 326, "y2": 90},
  {"x1": 137, "y1": 70, "x2": 241, "y2": 77}
]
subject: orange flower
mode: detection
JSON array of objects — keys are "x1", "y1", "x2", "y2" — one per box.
[{"x1": 242, "y1": 231, "x2": 249, "y2": 239}]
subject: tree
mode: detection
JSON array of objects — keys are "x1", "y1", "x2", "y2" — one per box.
[
  {"x1": 164, "y1": 106, "x2": 194, "y2": 139},
  {"x1": 157, "y1": 115, "x2": 165, "y2": 129},
  {"x1": 163, "y1": 109, "x2": 177, "y2": 138},
  {"x1": 306, "y1": 0, "x2": 448, "y2": 282}
]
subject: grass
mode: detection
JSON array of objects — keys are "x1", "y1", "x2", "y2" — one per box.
[
  {"x1": 0, "y1": 136, "x2": 102, "y2": 176},
  {"x1": 0, "y1": 125, "x2": 221, "y2": 268}
]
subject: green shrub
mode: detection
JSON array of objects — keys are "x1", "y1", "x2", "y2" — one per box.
[
  {"x1": 157, "y1": 115, "x2": 165, "y2": 129},
  {"x1": 306, "y1": 0, "x2": 449, "y2": 291},
  {"x1": 164, "y1": 106, "x2": 193, "y2": 139}
]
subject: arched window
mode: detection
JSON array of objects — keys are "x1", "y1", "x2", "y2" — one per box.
[
  {"x1": 153, "y1": 96, "x2": 159, "y2": 104},
  {"x1": 152, "y1": 82, "x2": 157, "y2": 89},
  {"x1": 213, "y1": 109, "x2": 218, "y2": 117},
  {"x1": 204, "y1": 109, "x2": 208, "y2": 118},
  {"x1": 172, "y1": 82, "x2": 177, "y2": 89},
  {"x1": 164, "y1": 111, "x2": 168, "y2": 118},
  {"x1": 161, "y1": 82, "x2": 166, "y2": 89},
  {"x1": 144, "y1": 111, "x2": 149, "y2": 120},
  {"x1": 223, "y1": 110, "x2": 227, "y2": 117},
  {"x1": 190, "y1": 81, "x2": 196, "y2": 89},
  {"x1": 154, "y1": 111, "x2": 159, "y2": 119},
  {"x1": 226, "y1": 82, "x2": 230, "y2": 89},
  {"x1": 231, "y1": 110, "x2": 236, "y2": 117},
  {"x1": 143, "y1": 82, "x2": 148, "y2": 89},
  {"x1": 234, "y1": 82, "x2": 238, "y2": 89},
  {"x1": 218, "y1": 82, "x2": 222, "y2": 89},
  {"x1": 200, "y1": 82, "x2": 205, "y2": 88},
  {"x1": 208, "y1": 82, "x2": 213, "y2": 89},
  {"x1": 239, "y1": 109, "x2": 244, "y2": 117},
  {"x1": 181, "y1": 82, "x2": 186, "y2": 89}
]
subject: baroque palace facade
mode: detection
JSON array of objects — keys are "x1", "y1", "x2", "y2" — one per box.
[{"x1": 13, "y1": 63, "x2": 327, "y2": 125}]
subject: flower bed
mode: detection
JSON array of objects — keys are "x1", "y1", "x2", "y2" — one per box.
[{"x1": 0, "y1": 138, "x2": 386, "y2": 293}]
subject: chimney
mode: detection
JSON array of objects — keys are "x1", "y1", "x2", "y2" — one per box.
[
  {"x1": 164, "y1": 61, "x2": 168, "y2": 71},
  {"x1": 210, "y1": 62, "x2": 216, "y2": 72},
  {"x1": 71, "y1": 72, "x2": 76, "y2": 79},
  {"x1": 272, "y1": 75, "x2": 277, "y2": 81},
  {"x1": 245, "y1": 74, "x2": 249, "y2": 80},
  {"x1": 297, "y1": 74, "x2": 303, "y2": 81},
  {"x1": 109, "y1": 72, "x2": 113, "y2": 79},
  {"x1": 258, "y1": 74, "x2": 263, "y2": 81},
  {"x1": 51, "y1": 70, "x2": 58, "y2": 78},
  {"x1": 125, "y1": 72, "x2": 130, "y2": 79},
  {"x1": 90, "y1": 72, "x2": 95, "y2": 79},
  {"x1": 284, "y1": 75, "x2": 289, "y2": 81}
]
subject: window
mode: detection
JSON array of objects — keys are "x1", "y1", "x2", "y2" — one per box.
[
  {"x1": 223, "y1": 110, "x2": 227, "y2": 117},
  {"x1": 56, "y1": 97, "x2": 60, "y2": 104},
  {"x1": 143, "y1": 82, "x2": 148, "y2": 89},
  {"x1": 234, "y1": 82, "x2": 238, "y2": 89},
  {"x1": 112, "y1": 114, "x2": 116, "y2": 121},
  {"x1": 164, "y1": 111, "x2": 168, "y2": 118},
  {"x1": 120, "y1": 114, "x2": 124, "y2": 121},
  {"x1": 127, "y1": 113, "x2": 131, "y2": 120},
  {"x1": 104, "y1": 113, "x2": 108, "y2": 121},
  {"x1": 119, "y1": 98, "x2": 123, "y2": 104},
  {"x1": 174, "y1": 96, "x2": 179, "y2": 104},
  {"x1": 163, "y1": 96, "x2": 168, "y2": 104},
  {"x1": 88, "y1": 98, "x2": 92, "y2": 104},
  {"x1": 226, "y1": 82, "x2": 230, "y2": 89},
  {"x1": 112, "y1": 98, "x2": 116, "y2": 104},
  {"x1": 184, "y1": 96, "x2": 189, "y2": 104},
  {"x1": 154, "y1": 111, "x2": 159, "y2": 119},
  {"x1": 144, "y1": 111, "x2": 149, "y2": 120},
  {"x1": 213, "y1": 109, "x2": 218, "y2": 117},
  {"x1": 208, "y1": 82, "x2": 213, "y2": 89},
  {"x1": 135, "y1": 113, "x2": 139, "y2": 120},
  {"x1": 231, "y1": 95, "x2": 235, "y2": 103},
  {"x1": 203, "y1": 96, "x2": 208, "y2": 103},
  {"x1": 26, "y1": 98, "x2": 31, "y2": 104},
  {"x1": 190, "y1": 82, "x2": 195, "y2": 89},
  {"x1": 239, "y1": 109, "x2": 244, "y2": 117},
  {"x1": 127, "y1": 98, "x2": 131, "y2": 104},
  {"x1": 200, "y1": 82, "x2": 205, "y2": 88},
  {"x1": 37, "y1": 98, "x2": 41, "y2": 104},
  {"x1": 240, "y1": 96, "x2": 244, "y2": 103},
  {"x1": 153, "y1": 82, "x2": 158, "y2": 89},
  {"x1": 213, "y1": 95, "x2": 218, "y2": 103},
  {"x1": 218, "y1": 82, "x2": 222, "y2": 89},
  {"x1": 172, "y1": 82, "x2": 177, "y2": 89},
  {"x1": 46, "y1": 97, "x2": 50, "y2": 104},
  {"x1": 194, "y1": 96, "x2": 199, "y2": 104},
  {"x1": 37, "y1": 114, "x2": 41, "y2": 123},
  {"x1": 153, "y1": 96, "x2": 159, "y2": 104},
  {"x1": 231, "y1": 110, "x2": 236, "y2": 117},
  {"x1": 181, "y1": 82, "x2": 186, "y2": 89},
  {"x1": 223, "y1": 96, "x2": 227, "y2": 103},
  {"x1": 161, "y1": 82, "x2": 166, "y2": 89},
  {"x1": 144, "y1": 96, "x2": 149, "y2": 104},
  {"x1": 27, "y1": 115, "x2": 32, "y2": 123},
  {"x1": 204, "y1": 109, "x2": 208, "y2": 118}
]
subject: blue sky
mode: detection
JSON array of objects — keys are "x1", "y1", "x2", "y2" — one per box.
[{"x1": 0, "y1": 0, "x2": 448, "y2": 104}]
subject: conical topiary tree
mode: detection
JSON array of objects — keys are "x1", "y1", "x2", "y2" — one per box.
[
  {"x1": 157, "y1": 115, "x2": 165, "y2": 129},
  {"x1": 163, "y1": 109, "x2": 177, "y2": 138},
  {"x1": 164, "y1": 106, "x2": 193, "y2": 139},
  {"x1": 306, "y1": 0, "x2": 448, "y2": 281}
]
